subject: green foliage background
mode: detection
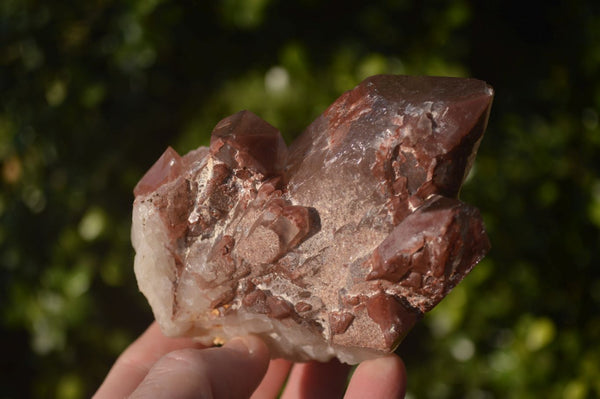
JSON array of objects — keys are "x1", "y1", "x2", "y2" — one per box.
[{"x1": 1, "y1": 0, "x2": 599, "y2": 398}]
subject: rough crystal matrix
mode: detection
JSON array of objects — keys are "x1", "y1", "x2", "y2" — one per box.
[{"x1": 132, "y1": 75, "x2": 493, "y2": 364}]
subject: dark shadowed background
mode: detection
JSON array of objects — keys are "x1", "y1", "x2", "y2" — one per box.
[{"x1": 1, "y1": 0, "x2": 599, "y2": 398}]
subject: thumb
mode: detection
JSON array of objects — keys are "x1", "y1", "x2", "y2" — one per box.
[{"x1": 129, "y1": 335, "x2": 270, "y2": 399}]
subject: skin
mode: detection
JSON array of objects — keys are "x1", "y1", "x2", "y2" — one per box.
[{"x1": 94, "y1": 322, "x2": 406, "y2": 399}]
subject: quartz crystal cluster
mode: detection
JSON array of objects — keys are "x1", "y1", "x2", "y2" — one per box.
[{"x1": 132, "y1": 75, "x2": 493, "y2": 364}]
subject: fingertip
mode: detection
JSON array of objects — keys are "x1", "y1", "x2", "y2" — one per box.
[
  {"x1": 251, "y1": 358, "x2": 293, "y2": 399},
  {"x1": 94, "y1": 322, "x2": 206, "y2": 399},
  {"x1": 345, "y1": 355, "x2": 406, "y2": 399},
  {"x1": 281, "y1": 359, "x2": 351, "y2": 399}
]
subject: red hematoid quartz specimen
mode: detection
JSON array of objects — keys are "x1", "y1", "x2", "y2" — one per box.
[{"x1": 132, "y1": 75, "x2": 494, "y2": 364}]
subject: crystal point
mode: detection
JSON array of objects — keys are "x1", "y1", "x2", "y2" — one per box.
[
  {"x1": 210, "y1": 110, "x2": 287, "y2": 176},
  {"x1": 133, "y1": 146, "x2": 182, "y2": 197}
]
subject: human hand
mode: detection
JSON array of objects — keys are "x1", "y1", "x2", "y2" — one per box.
[{"x1": 94, "y1": 322, "x2": 406, "y2": 399}]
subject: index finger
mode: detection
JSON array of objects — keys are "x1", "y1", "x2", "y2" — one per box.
[{"x1": 93, "y1": 322, "x2": 206, "y2": 398}]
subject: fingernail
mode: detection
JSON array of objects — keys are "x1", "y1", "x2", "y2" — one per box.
[{"x1": 225, "y1": 335, "x2": 264, "y2": 356}]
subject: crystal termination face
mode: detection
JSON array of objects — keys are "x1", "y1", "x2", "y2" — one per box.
[{"x1": 132, "y1": 75, "x2": 493, "y2": 364}]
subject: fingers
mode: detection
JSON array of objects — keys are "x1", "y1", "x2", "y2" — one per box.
[
  {"x1": 94, "y1": 322, "x2": 206, "y2": 399},
  {"x1": 344, "y1": 355, "x2": 406, "y2": 399},
  {"x1": 251, "y1": 358, "x2": 293, "y2": 399},
  {"x1": 95, "y1": 321, "x2": 406, "y2": 399},
  {"x1": 281, "y1": 359, "x2": 351, "y2": 399},
  {"x1": 130, "y1": 335, "x2": 270, "y2": 399}
]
